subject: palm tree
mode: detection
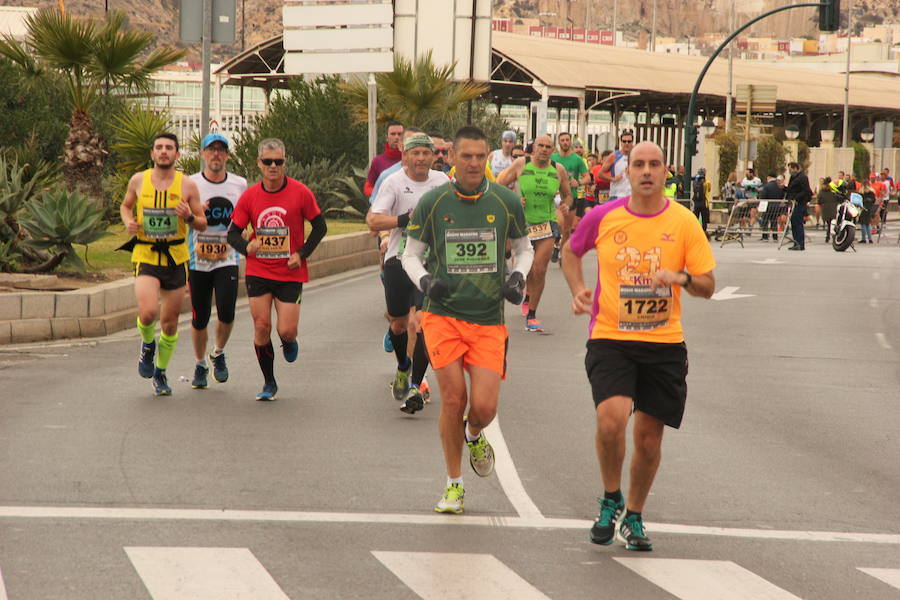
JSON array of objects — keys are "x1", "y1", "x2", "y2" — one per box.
[
  {"x1": 342, "y1": 52, "x2": 488, "y2": 130},
  {"x1": 0, "y1": 9, "x2": 185, "y2": 201}
]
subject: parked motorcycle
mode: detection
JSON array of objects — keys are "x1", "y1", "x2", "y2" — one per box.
[{"x1": 831, "y1": 192, "x2": 862, "y2": 252}]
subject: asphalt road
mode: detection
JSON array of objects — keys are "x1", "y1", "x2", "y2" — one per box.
[{"x1": 1, "y1": 231, "x2": 898, "y2": 599}]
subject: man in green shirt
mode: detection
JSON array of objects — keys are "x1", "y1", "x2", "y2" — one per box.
[
  {"x1": 497, "y1": 134, "x2": 573, "y2": 333},
  {"x1": 551, "y1": 132, "x2": 590, "y2": 263},
  {"x1": 401, "y1": 126, "x2": 534, "y2": 514}
]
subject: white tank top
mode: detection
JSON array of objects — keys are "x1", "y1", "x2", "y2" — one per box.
[
  {"x1": 188, "y1": 172, "x2": 248, "y2": 271},
  {"x1": 490, "y1": 149, "x2": 513, "y2": 179},
  {"x1": 610, "y1": 151, "x2": 631, "y2": 198}
]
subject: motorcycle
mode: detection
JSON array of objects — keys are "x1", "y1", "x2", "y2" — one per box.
[{"x1": 831, "y1": 192, "x2": 862, "y2": 252}]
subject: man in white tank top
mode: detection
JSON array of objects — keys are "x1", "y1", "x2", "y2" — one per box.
[
  {"x1": 598, "y1": 131, "x2": 634, "y2": 200},
  {"x1": 488, "y1": 130, "x2": 517, "y2": 180}
]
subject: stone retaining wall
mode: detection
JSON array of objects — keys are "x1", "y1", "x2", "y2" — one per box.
[{"x1": 0, "y1": 231, "x2": 379, "y2": 345}]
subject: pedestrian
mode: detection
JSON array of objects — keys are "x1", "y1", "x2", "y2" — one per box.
[
  {"x1": 364, "y1": 121, "x2": 404, "y2": 198},
  {"x1": 691, "y1": 167, "x2": 711, "y2": 238},
  {"x1": 786, "y1": 162, "x2": 812, "y2": 251},
  {"x1": 818, "y1": 177, "x2": 838, "y2": 243},
  {"x1": 118, "y1": 133, "x2": 207, "y2": 396},
  {"x1": 187, "y1": 133, "x2": 248, "y2": 388},
  {"x1": 758, "y1": 173, "x2": 785, "y2": 241},
  {"x1": 226, "y1": 138, "x2": 327, "y2": 400},
  {"x1": 859, "y1": 182, "x2": 876, "y2": 243},
  {"x1": 562, "y1": 140, "x2": 716, "y2": 551},
  {"x1": 400, "y1": 126, "x2": 534, "y2": 514}
]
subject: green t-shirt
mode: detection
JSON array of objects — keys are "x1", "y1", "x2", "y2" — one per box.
[
  {"x1": 519, "y1": 159, "x2": 560, "y2": 224},
  {"x1": 406, "y1": 179, "x2": 528, "y2": 326},
  {"x1": 551, "y1": 151, "x2": 588, "y2": 198}
]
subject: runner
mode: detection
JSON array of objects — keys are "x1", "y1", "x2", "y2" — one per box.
[
  {"x1": 364, "y1": 121, "x2": 404, "y2": 198},
  {"x1": 550, "y1": 132, "x2": 589, "y2": 263},
  {"x1": 187, "y1": 133, "x2": 248, "y2": 388},
  {"x1": 497, "y1": 134, "x2": 573, "y2": 333},
  {"x1": 227, "y1": 138, "x2": 327, "y2": 401},
  {"x1": 562, "y1": 141, "x2": 716, "y2": 551},
  {"x1": 400, "y1": 126, "x2": 534, "y2": 514},
  {"x1": 119, "y1": 133, "x2": 206, "y2": 396},
  {"x1": 598, "y1": 130, "x2": 634, "y2": 202},
  {"x1": 367, "y1": 133, "x2": 448, "y2": 414},
  {"x1": 488, "y1": 130, "x2": 517, "y2": 180}
]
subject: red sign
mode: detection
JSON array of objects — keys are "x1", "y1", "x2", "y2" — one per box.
[
  {"x1": 573, "y1": 28, "x2": 586, "y2": 42},
  {"x1": 544, "y1": 27, "x2": 558, "y2": 39},
  {"x1": 587, "y1": 29, "x2": 600, "y2": 43},
  {"x1": 777, "y1": 41, "x2": 789, "y2": 52},
  {"x1": 492, "y1": 18, "x2": 512, "y2": 32},
  {"x1": 529, "y1": 26, "x2": 543, "y2": 37},
  {"x1": 600, "y1": 30, "x2": 614, "y2": 45},
  {"x1": 558, "y1": 28, "x2": 571, "y2": 40}
]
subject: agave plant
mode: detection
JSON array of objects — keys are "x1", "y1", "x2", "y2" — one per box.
[
  {"x1": 0, "y1": 155, "x2": 45, "y2": 242},
  {"x1": 110, "y1": 104, "x2": 172, "y2": 175},
  {"x1": 19, "y1": 187, "x2": 110, "y2": 272}
]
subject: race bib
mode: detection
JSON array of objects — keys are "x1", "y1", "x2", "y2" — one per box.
[
  {"x1": 143, "y1": 207, "x2": 177, "y2": 239},
  {"x1": 527, "y1": 221, "x2": 554, "y2": 241},
  {"x1": 255, "y1": 227, "x2": 290, "y2": 259},
  {"x1": 195, "y1": 233, "x2": 229, "y2": 264},
  {"x1": 617, "y1": 285, "x2": 672, "y2": 331},
  {"x1": 445, "y1": 228, "x2": 497, "y2": 274}
]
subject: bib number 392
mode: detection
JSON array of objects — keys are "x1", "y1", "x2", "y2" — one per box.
[{"x1": 445, "y1": 228, "x2": 497, "y2": 274}]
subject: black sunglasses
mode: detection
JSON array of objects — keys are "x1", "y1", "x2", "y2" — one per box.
[
  {"x1": 260, "y1": 158, "x2": 285, "y2": 166},
  {"x1": 620, "y1": 138, "x2": 634, "y2": 143}
]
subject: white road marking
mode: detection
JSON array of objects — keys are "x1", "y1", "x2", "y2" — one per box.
[
  {"x1": 750, "y1": 258, "x2": 784, "y2": 264},
  {"x1": 0, "y1": 567, "x2": 8, "y2": 600},
  {"x1": 373, "y1": 551, "x2": 551, "y2": 599},
  {"x1": 858, "y1": 568, "x2": 900, "y2": 590},
  {"x1": 485, "y1": 419, "x2": 543, "y2": 519},
  {"x1": 875, "y1": 333, "x2": 892, "y2": 350},
  {"x1": 869, "y1": 297, "x2": 879, "y2": 308},
  {"x1": 614, "y1": 558, "x2": 803, "y2": 600},
  {"x1": 2, "y1": 505, "x2": 898, "y2": 544},
  {"x1": 873, "y1": 272, "x2": 881, "y2": 280},
  {"x1": 711, "y1": 286, "x2": 755, "y2": 301},
  {"x1": 125, "y1": 547, "x2": 289, "y2": 600}
]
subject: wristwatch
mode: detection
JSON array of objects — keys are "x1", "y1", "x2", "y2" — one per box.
[
  {"x1": 681, "y1": 271, "x2": 692, "y2": 287},
  {"x1": 186, "y1": 214, "x2": 195, "y2": 224}
]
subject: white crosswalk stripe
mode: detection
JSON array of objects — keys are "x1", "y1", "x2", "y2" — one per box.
[
  {"x1": 0, "y1": 567, "x2": 8, "y2": 600},
  {"x1": 614, "y1": 558, "x2": 804, "y2": 600},
  {"x1": 125, "y1": 547, "x2": 290, "y2": 600},
  {"x1": 858, "y1": 568, "x2": 900, "y2": 591},
  {"x1": 372, "y1": 551, "x2": 552, "y2": 599}
]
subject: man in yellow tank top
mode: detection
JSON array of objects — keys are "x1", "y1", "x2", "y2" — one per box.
[{"x1": 119, "y1": 133, "x2": 206, "y2": 395}]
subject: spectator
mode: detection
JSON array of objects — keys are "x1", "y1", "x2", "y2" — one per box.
[
  {"x1": 818, "y1": 177, "x2": 838, "y2": 243},
  {"x1": 364, "y1": 121, "x2": 404, "y2": 197},
  {"x1": 758, "y1": 173, "x2": 786, "y2": 241},
  {"x1": 691, "y1": 167, "x2": 711, "y2": 238},
  {"x1": 859, "y1": 182, "x2": 876, "y2": 243}
]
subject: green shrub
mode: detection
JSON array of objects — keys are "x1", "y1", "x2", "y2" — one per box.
[
  {"x1": 713, "y1": 131, "x2": 739, "y2": 190},
  {"x1": 852, "y1": 142, "x2": 870, "y2": 180},
  {"x1": 754, "y1": 136, "x2": 786, "y2": 179}
]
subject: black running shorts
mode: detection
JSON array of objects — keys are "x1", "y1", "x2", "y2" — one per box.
[
  {"x1": 189, "y1": 265, "x2": 239, "y2": 329},
  {"x1": 584, "y1": 339, "x2": 689, "y2": 429},
  {"x1": 134, "y1": 262, "x2": 187, "y2": 291},
  {"x1": 382, "y1": 256, "x2": 423, "y2": 317},
  {"x1": 246, "y1": 275, "x2": 303, "y2": 304}
]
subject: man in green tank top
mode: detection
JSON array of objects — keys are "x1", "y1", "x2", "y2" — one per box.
[{"x1": 497, "y1": 134, "x2": 573, "y2": 333}]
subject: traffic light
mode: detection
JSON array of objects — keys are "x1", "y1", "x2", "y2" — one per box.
[{"x1": 818, "y1": 0, "x2": 840, "y2": 31}]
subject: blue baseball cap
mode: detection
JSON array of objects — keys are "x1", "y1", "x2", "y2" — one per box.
[{"x1": 201, "y1": 133, "x2": 229, "y2": 150}]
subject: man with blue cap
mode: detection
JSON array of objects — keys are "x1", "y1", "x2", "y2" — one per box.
[{"x1": 186, "y1": 133, "x2": 248, "y2": 388}]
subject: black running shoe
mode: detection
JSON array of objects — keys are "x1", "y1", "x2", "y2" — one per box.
[
  {"x1": 617, "y1": 513, "x2": 653, "y2": 551},
  {"x1": 589, "y1": 496, "x2": 624, "y2": 545},
  {"x1": 138, "y1": 340, "x2": 156, "y2": 379},
  {"x1": 152, "y1": 368, "x2": 172, "y2": 396},
  {"x1": 210, "y1": 352, "x2": 229, "y2": 383},
  {"x1": 192, "y1": 363, "x2": 209, "y2": 389}
]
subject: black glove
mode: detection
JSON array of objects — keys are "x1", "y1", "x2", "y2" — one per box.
[
  {"x1": 502, "y1": 271, "x2": 526, "y2": 305},
  {"x1": 420, "y1": 275, "x2": 450, "y2": 300}
]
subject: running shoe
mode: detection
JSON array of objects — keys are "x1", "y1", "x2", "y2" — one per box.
[
  {"x1": 152, "y1": 368, "x2": 172, "y2": 396},
  {"x1": 383, "y1": 331, "x2": 393, "y2": 353},
  {"x1": 210, "y1": 352, "x2": 229, "y2": 383},
  {"x1": 399, "y1": 385, "x2": 424, "y2": 414},
  {"x1": 420, "y1": 378, "x2": 431, "y2": 403},
  {"x1": 617, "y1": 513, "x2": 653, "y2": 551},
  {"x1": 191, "y1": 363, "x2": 209, "y2": 389},
  {"x1": 551, "y1": 245, "x2": 560, "y2": 263},
  {"x1": 434, "y1": 483, "x2": 465, "y2": 514},
  {"x1": 138, "y1": 340, "x2": 156, "y2": 379},
  {"x1": 590, "y1": 496, "x2": 625, "y2": 545},
  {"x1": 520, "y1": 298, "x2": 529, "y2": 317},
  {"x1": 466, "y1": 431, "x2": 495, "y2": 477},
  {"x1": 391, "y1": 366, "x2": 411, "y2": 401},
  {"x1": 256, "y1": 381, "x2": 278, "y2": 401},
  {"x1": 281, "y1": 339, "x2": 299, "y2": 363},
  {"x1": 525, "y1": 318, "x2": 545, "y2": 333}
]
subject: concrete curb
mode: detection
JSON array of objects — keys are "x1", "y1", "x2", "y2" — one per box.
[{"x1": 0, "y1": 231, "x2": 380, "y2": 345}]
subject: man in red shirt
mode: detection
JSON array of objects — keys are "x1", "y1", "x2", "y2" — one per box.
[
  {"x1": 364, "y1": 122, "x2": 404, "y2": 197},
  {"x1": 228, "y1": 138, "x2": 327, "y2": 400}
]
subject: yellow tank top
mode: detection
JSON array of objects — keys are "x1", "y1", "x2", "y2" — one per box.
[{"x1": 133, "y1": 169, "x2": 189, "y2": 266}]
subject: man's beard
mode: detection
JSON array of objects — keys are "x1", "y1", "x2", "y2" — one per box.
[{"x1": 155, "y1": 161, "x2": 175, "y2": 170}]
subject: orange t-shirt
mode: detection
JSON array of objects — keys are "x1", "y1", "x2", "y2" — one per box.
[{"x1": 568, "y1": 196, "x2": 716, "y2": 343}]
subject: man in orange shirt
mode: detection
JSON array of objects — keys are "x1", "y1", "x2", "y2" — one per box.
[{"x1": 562, "y1": 141, "x2": 716, "y2": 551}]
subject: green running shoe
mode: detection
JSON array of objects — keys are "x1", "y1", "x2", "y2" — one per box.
[
  {"x1": 590, "y1": 496, "x2": 624, "y2": 545},
  {"x1": 617, "y1": 513, "x2": 653, "y2": 551},
  {"x1": 399, "y1": 385, "x2": 424, "y2": 414},
  {"x1": 390, "y1": 366, "x2": 410, "y2": 401},
  {"x1": 466, "y1": 432, "x2": 495, "y2": 477},
  {"x1": 434, "y1": 483, "x2": 464, "y2": 514}
]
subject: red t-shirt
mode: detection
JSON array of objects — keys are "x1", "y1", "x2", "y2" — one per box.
[{"x1": 231, "y1": 177, "x2": 322, "y2": 282}]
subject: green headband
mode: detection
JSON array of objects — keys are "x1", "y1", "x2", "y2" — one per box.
[{"x1": 404, "y1": 134, "x2": 435, "y2": 152}]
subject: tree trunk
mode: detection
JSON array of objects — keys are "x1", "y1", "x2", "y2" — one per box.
[
  {"x1": 20, "y1": 252, "x2": 65, "y2": 274},
  {"x1": 63, "y1": 109, "x2": 107, "y2": 207}
]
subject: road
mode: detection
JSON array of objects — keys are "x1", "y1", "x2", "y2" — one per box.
[{"x1": 1, "y1": 232, "x2": 898, "y2": 599}]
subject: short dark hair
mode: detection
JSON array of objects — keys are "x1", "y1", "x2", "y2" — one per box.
[
  {"x1": 153, "y1": 132, "x2": 179, "y2": 151},
  {"x1": 386, "y1": 121, "x2": 404, "y2": 131},
  {"x1": 557, "y1": 131, "x2": 571, "y2": 140},
  {"x1": 747, "y1": 168, "x2": 755, "y2": 174},
  {"x1": 788, "y1": 162, "x2": 800, "y2": 170},
  {"x1": 453, "y1": 125, "x2": 488, "y2": 147},
  {"x1": 426, "y1": 131, "x2": 444, "y2": 140},
  {"x1": 767, "y1": 173, "x2": 777, "y2": 179},
  {"x1": 405, "y1": 126, "x2": 425, "y2": 135}
]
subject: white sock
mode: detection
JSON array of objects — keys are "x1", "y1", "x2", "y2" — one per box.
[
  {"x1": 447, "y1": 476, "x2": 463, "y2": 487},
  {"x1": 212, "y1": 347, "x2": 224, "y2": 356},
  {"x1": 465, "y1": 425, "x2": 480, "y2": 443},
  {"x1": 196, "y1": 358, "x2": 208, "y2": 367}
]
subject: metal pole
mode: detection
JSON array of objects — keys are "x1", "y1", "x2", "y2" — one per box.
[
  {"x1": 201, "y1": 0, "x2": 212, "y2": 141},
  {"x1": 650, "y1": 0, "x2": 657, "y2": 52},
  {"x1": 467, "y1": 0, "x2": 477, "y2": 124},
  {"x1": 841, "y1": 0, "x2": 853, "y2": 147},
  {"x1": 367, "y1": 74, "x2": 377, "y2": 166},
  {"x1": 725, "y1": 0, "x2": 734, "y2": 131},
  {"x1": 612, "y1": 0, "x2": 617, "y2": 45}
]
